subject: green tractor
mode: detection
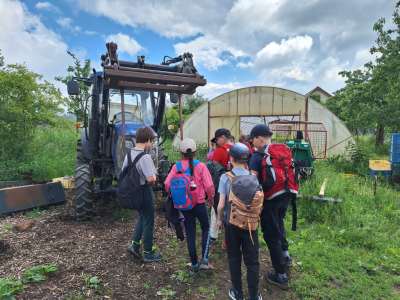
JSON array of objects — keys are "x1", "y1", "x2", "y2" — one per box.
[
  {"x1": 67, "y1": 42, "x2": 206, "y2": 220},
  {"x1": 271, "y1": 121, "x2": 327, "y2": 178}
]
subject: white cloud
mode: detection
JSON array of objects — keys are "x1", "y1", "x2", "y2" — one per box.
[
  {"x1": 174, "y1": 35, "x2": 245, "y2": 71},
  {"x1": 0, "y1": 0, "x2": 74, "y2": 94},
  {"x1": 35, "y1": 2, "x2": 62, "y2": 14},
  {"x1": 56, "y1": 17, "x2": 72, "y2": 29},
  {"x1": 254, "y1": 36, "x2": 313, "y2": 71},
  {"x1": 197, "y1": 82, "x2": 244, "y2": 100},
  {"x1": 105, "y1": 33, "x2": 143, "y2": 56},
  {"x1": 56, "y1": 17, "x2": 81, "y2": 32},
  {"x1": 236, "y1": 62, "x2": 253, "y2": 69},
  {"x1": 84, "y1": 30, "x2": 97, "y2": 35}
]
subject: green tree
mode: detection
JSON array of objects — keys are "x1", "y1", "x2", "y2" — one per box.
[
  {"x1": 0, "y1": 49, "x2": 4, "y2": 67},
  {"x1": 308, "y1": 93, "x2": 322, "y2": 103},
  {"x1": 330, "y1": 2, "x2": 400, "y2": 146},
  {"x1": 0, "y1": 63, "x2": 66, "y2": 154},
  {"x1": 55, "y1": 51, "x2": 91, "y2": 121},
  {"x1": 183, "y1": 93, "x2": 208, "y2": 114}
]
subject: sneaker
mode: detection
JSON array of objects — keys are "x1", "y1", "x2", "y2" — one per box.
[
  {"x1": 265, "y1": 271, "x2": 289, "y2": 290},
  {"x1": 127, "y1": 242, "x2": 142, "y2": 258},
  {"x1": 222, "y1": 242, "x2": 227, "y2": 249},
  {"x1": 285, "y1": 256, "x2": 293, "y2": 268},
  {"x1": 143, "y1": 250, "x2": 163, "y2": 263},
  {"x1": 228, "y1": 287, "x2": 244, "y2": 300},
  {"x1": 210, "y1": 237, "x2": 218, "y2": 244},
  {"x1": 189, "y1": 263, "x2": 199, "y2": 276},
  {"x1": 248, "y1": 292, "x2": 262, "y2": 300},
  {"x1": 199, "y1": 258, "x2": 214, "y2": 271}
]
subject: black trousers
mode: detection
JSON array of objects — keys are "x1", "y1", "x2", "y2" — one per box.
[
  {"x1": 260, "y1": 194, "x2": 291, "y2": 274},
  {"x1": 225, "y1": 225, "x2": 259, "y2": 298}
]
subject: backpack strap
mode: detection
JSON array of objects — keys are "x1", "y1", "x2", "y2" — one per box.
[
  {"x1": 127, "y1": 150, "x2": 133, "y2": 165},
  {"x1": 176, "y1": 161, "x2": 183, "y2": 172},
  {"x1": 131, "y1": 152, "x2": 146, "y2": 166},
  {"x1": 178, "y1": 159, "x2": 201, "y2": 177}
]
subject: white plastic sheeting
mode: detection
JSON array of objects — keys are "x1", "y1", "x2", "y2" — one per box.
[{"x1": 172, "y1": 87, "x2": 354, "y2": 157}]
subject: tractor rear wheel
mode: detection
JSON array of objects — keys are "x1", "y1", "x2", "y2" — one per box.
[
  {"x1": 77, "y1": 139, "x2": 88, "y2": 164},
  {"x1": 74, "y1": 164, "x2": 93, "y2": 221}
]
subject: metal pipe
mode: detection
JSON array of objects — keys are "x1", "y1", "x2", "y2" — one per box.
[
  {"x1": 179, "y1": 94, "x2": 183, "y2": 140},
  {"x1": 121, "y1": 88, "x2": 126, "y2": 158},
  {"x1": 296, "y1": 194, "x2": 343, "y2": 203},
  {"x1": 118, "y1": 60, "x2": 198, "y2": 74}
]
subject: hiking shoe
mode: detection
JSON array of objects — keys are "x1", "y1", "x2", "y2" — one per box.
[
  {"x1": 229, "y1": 287, "x2": 244, "y2": 300},
  {"x1": 127, "y1": 243, "x2": 142, "y2": 258},
  {"x1": 143, "y1": 250, "x2": 163, "y2": 263},
  {"x1": 265, "y1": 271, "x2": 289, "y2": 290},
  {"x1": 189, "y1": 263, "x2": 199, "y2": 276},
  {"x1": 285, "y1": 256, "x2": 293, "y2": 268},
  {"x1": 222, "y1": 242, "x2": 227, "y2": 249},
  {"x1": 199, "y1": 258, "x2": 214, "y2": 271},
  {"x1": 248, "y1": 292, "x2": 262, "y2": 300}
]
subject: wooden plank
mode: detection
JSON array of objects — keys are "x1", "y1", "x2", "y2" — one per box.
[{"x1": 319, "y1": 178, "x2": 327, "y2": 198}]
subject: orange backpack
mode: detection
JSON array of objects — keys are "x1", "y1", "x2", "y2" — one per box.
[{"x1": 225, "y1": 171, "x2": 264, "y2": 244}]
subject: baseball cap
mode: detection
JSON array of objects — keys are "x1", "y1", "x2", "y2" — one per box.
[
  {"x1": 245, "y1": 124, "x2": 273, "y2": 142},
  {"x1": 180, "y1": 138, "x2": 197, "y2": 153},
  {"x1": 229, "y1": 143, "x2": 250, "y2": 160},
  {"x1": 211, "y1": 128, "x2": 231, "y2": 143}
]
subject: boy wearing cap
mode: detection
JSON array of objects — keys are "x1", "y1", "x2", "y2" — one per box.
[
  {"x1": 246, "y1": 124, "x2": 292, "y2": 290},
  {"x1": 216, "y1": 143, "x2": 262, "y2": 300},
  {"x1": 208, "y1": 128, "x2": 233, "y2": 243}
]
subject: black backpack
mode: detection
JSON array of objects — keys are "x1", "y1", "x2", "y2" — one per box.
[{"x1": 117, "y1": 151, "x2": 146, "y2": 210}]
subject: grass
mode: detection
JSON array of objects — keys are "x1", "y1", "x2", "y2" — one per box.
[
  {"x1": 284, "y1": 159, "x2": 400, "y2": 299},
  {"x1": 0, "y1": 126, "x2": 78, "y2": 181}
]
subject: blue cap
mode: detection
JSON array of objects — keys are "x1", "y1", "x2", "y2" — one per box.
[
  {"x1": 245, "y1": 124, "x2": 273, "y2": 142},
  {"x1": 229, "y1": 143, "x2": 250, "y2": 160}
]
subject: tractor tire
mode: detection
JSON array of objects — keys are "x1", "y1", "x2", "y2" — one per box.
[
  {"x1": 77, "y1": 139, "x2": 88, "y2": 164},
  {"x1": 74, "y1": 164, "x2": 93, "y2": 221}
]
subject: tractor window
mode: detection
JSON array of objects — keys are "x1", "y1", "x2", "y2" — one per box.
[{"x1": 108, "y1": 89, "x2": 155, "y2": 126}]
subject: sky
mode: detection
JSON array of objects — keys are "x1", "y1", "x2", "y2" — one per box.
[{"x1": 0, "y1": 0, "x2": 396, "y2": 101}]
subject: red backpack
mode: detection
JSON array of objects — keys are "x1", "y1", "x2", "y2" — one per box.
[{"x1": 257, "y1": 144, "x2": 298, "y2": 200}]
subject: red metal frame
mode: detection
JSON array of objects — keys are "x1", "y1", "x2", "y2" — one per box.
[{"x1": 270, "y1": 121, "x2": 327, "y2": 159}]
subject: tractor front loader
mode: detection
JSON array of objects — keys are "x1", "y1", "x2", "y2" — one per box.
[{"x1": 67, "y1": 42, "x2": 206, "y2": 220}]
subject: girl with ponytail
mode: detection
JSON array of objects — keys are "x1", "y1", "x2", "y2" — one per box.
[{"x1": 165, "y1": 138, "x2": 215, "y2": 276}]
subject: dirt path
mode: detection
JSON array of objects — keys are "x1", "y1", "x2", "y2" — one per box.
[{"x1": 0, "y1": 189, "x2": 295, "y2": 299}]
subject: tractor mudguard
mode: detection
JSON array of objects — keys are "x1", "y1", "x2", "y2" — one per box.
[{"x1": 80, "y1": 129, "x2": 90, "y2": 160}]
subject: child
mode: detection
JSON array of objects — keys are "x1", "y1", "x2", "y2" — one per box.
[
  {"x1": 124, "y1": 126, "x2": 163, "y2": 263},
  {"x1": 165, "y1": 138, "x2": 215, "y2": 275},
  {"x1": 206, "y1": 139, "x2": 217, "y2": 162},
  {"x1": 216, "y1": 143, "x2": 262, "y2": 300}
]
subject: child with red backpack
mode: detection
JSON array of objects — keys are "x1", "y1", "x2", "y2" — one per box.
[
  {"x1": 216, "y1": 143, "x2": 263, "y2": 300},
  {"x1": 246, "y1": 124, "x2": 298, "y2": 290},
  {"x1": 164, "y1": 138, "x2": 215, "y2": 275}
]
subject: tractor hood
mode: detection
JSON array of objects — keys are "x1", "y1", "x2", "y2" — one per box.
[{"x1": 115, "y1": 121, "x2": 156, "y2": 137}]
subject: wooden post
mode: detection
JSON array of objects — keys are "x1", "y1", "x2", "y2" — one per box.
[
  {"x1": 319, "y1": 178, "x2": 327, "y2": 198},
  {"x1": 179, "y1": 94, "x2": 183, "y2": 140}
]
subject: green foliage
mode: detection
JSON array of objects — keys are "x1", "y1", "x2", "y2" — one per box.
[
  {"x1": 0, "y1": 126, "x2": 77, "y2": 181},
  {"x1": 66, "y1": 294, "x2": 83, "y2": 300},
  {"x1": 325, "y1": 142, "x2": 370, "y2": 176},
  {"x1": 163, "y1": 93, "x2": 207, "y2": 140},
  {"x1": 26, "y1": 207, "x2": 49, "y2": 218},
  {"x1": 329, "y1": 3, "x2": 400, "y2": 145},
  {"x1": 156, "y1": 285, "x2": 176, "y2": 299},
  {"x1": 0, "y1": 50, "x2": 4, "y2": 67},
  {"x1": 308, "y1": 93, "x2": 322, "y2": 103},
  {"x1": 55, "y1": 51, "x2": 91, "y2": 121},
  {"x1": 82, "y1": 274, "x2": 102, "y2": 293},
  {"x1": 0, "y1": 62, "x2": 66, "y2": 156},
  {"x1": 0, "y1": 277, "x2": 25, "y2": 300},
  {"x1": 170, "y1": 270, "x2": 191, "y2": 283},
  {"x1": 22, "y1": 264, "x2": 58, "y2": 283},
  {"x1": 106, "y1": 202, "x2": 132, "y2": 220},
  {"x1": 164, "y1": 140, "x2": 209, "y2": 163}
]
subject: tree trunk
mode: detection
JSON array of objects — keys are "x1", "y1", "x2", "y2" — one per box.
[{"x1": 375, "y1": 123, "x2": 384, "y2": 147}]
